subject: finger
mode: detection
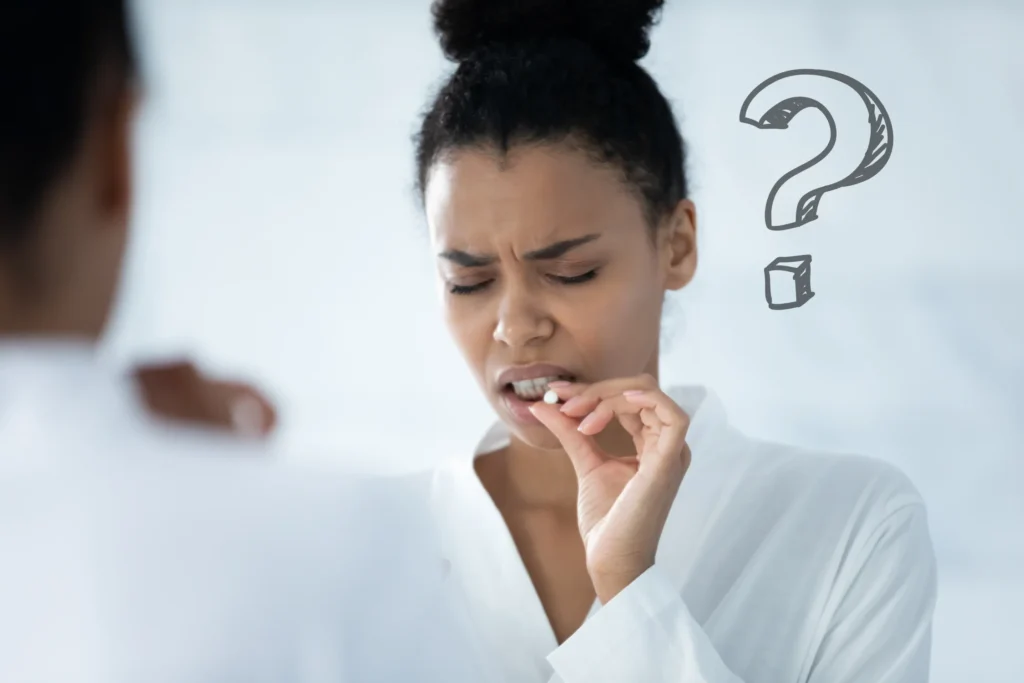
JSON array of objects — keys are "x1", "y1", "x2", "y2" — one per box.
[
  {"x1": 617, "y1": 411, "x2": 645, "y2": 450},
  {"x1": 133, "y1": 359, "x2": 200, "y2": 381},
  {"x1": 574, "y1": 392, "x2": 670, "y2": 428},
  {"x1": 622, "y1": 390, "x2": 689, "y2": 428},
  {"x1": 574, "y1": 404, "x2": 646, "y2": 458},
  {"x1": 554, "y1": 374, "x2": 659, "y2": 411},
  {"x1": 574, "y1": 402, "x2": 642, "y2": 457},
  {"x1": 133, "y1": 360, "x2": 200, "y2": 402},
  {"x1": 543, "y1": 382, "x2": 592, "y2": 409},
  {"x1": 134, "y1": 362, "x2": 276, "y2": 438},
  {"x1": 213, "y1": 382, "x2": 278, "y2": 437},
  {"x1": 555, "y1": 373, "x2": 659, "y2": 416},
  {"x1": 623, "y1": 390, "x2": 691, "y2": 470},
  {"x1": 575, "y1": 391, "x2": 690, "y2": 467},
  {"x1": 579, "y1": 394, "x2": 646, "y2": 441},
  {"x1": 576, "y1": 402, "x2": 616, "y2": 435},
  {"x1": 559, "y1": 392, "x2": 601, "y2": 418},
  {"x1": 572, "y1": 397, "x2": 642, "y2": 434},
  {"x1": 135, "y1": 361, "x2": 219, "y2": 425},
  {"x1": 528, "y1": 402, "x2": 607, "y2": 477}
]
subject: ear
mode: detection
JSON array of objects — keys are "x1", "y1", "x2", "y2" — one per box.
[
  {"x1": 660, "y1": 199, "x2": 697, "y2": 291},
  {"x1": 95, "y1": 85, "x2": 139, "y2": 231}
]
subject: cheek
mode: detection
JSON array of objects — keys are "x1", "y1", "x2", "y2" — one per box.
[
  {"x1": 443, "y1": 301, "x2": 491, "y2": 379},
  {"x1": 560, "y1": 273, "x2": 663, "y2": 376}
]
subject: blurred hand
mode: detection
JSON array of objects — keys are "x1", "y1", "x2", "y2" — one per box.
[{"x1": 132, "y1": 360, "x2": 277, "y2": 438}]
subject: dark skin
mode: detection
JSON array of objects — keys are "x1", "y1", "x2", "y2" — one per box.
[
  {"x1": 133, "y1": 361, "x2": 277, "y2": 437},
  {"x1": 473, "y1": 446, "x2": 594, "y2": 642}
]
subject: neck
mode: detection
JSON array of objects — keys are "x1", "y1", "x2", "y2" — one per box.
[
  {"x1": 0, "y1": 253, "x2": 107, "y2": 340},
  {"x1": 497, "y1": 422, "x2": 639, "y2": 511},
  {"x1": 0, "y1": 288, "x2": 105, "y2": 341}
]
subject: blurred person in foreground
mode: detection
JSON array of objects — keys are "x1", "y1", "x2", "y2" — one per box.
[{"x1": 0, "y1": 2, "x2": 488, "y2": 681}]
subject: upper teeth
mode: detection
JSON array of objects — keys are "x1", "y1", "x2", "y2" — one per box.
[{"x1": 510, "y1": 376, "x2": 564, "y2": 399}]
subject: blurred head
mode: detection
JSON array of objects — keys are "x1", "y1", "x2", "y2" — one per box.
[
  {"x1": 0, "y1": 0, "x2": 138, "y2": 339},
  {"x1": 416, "y1": 0, "x2": 697, "y2": 449}
]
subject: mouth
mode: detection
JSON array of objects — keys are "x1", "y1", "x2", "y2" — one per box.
[
  {"x1": 502, "y1": 375, "x2": 574, "y2": 402},
  {"x1": 495, "y1": 364, "x2": 576, "y2": 404}
]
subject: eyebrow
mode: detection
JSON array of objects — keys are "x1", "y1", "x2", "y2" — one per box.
[{"x1": 438, "y1": 234, "x2": 601, "y2": 267}]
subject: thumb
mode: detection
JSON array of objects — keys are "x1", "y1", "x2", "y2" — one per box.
[{"x1": 529, "y1": 402, "x2": 606, "y2": 478}]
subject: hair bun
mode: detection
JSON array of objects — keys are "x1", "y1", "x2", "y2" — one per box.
[{"x1": 432, "y1": 0, "x2": 665, "y2": 63}]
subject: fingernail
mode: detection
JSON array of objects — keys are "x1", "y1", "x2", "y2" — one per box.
[
  {"x1": 623, "y1": 390, "x2": 645, "y2": 397},
  {"x1": 231, "y1": 396, "x2": 266, "y2": 437},
  {"x1": 547, "y1": 380, "x2": 571, "y2": 388},
  {"x1": 578, "y1": 412, "x2": 599, "y2": 433}
]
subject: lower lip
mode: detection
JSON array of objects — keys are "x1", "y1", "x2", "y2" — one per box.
[{"x1": 499, "y1": 387, "x2": 544, "y2": 425}]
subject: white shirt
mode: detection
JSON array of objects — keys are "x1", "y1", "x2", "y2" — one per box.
[
  {"x1": 0, "y1": 342, "x2": 489, "y2": 683},
  {"x1": 431, "y1": 385, "x2": 938, "y2": 683}
]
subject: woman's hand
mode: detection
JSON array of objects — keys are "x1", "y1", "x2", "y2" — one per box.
[
  {"x1": 528, "y1": 374, "x2": 691, "y2": 603},
  {"x1": 132, "y1": 360, "x2": 277, "y2": 438}
]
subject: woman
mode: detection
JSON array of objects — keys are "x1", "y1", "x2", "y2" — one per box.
[
  {"x1": 159, "y1": 1, "x2": 937, "y2": 680},
  {"x1": 414, "y1": 0, "x2": 937, "y2": 681}
]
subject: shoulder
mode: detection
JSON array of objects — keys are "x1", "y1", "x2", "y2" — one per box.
[
  {"x1": 692, "y1": 431, "x2": 934, "y2": 569},
  {"x1": 739, "y1": 436, "x2": 926, "y2": 518},
  {"x1": 133, "y1": 422, "x2": 437, "y2": 513},
  {"x1": 90, "y1": 426, "x2": 449, "y2": 591},
  {"x1": 56, "y1": 394, "x2": 441, "y2": 541},
  {"x1": 747, "y1": 438, "x2": 936, "y2": 584}
]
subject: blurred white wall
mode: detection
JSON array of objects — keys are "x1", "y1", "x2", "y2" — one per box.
[{"x1": 105, "y1": 1, "x2": 1023, "y2": 680}]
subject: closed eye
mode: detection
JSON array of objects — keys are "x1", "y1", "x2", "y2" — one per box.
[
  {"x1": 448, "y1": 269, "x2": 599, "y2": 295},
  {"x1": 549, "y1": 269, "x2": 599, "y2": 285},
  {"x1": 449, "y1": 280, "x2": 494, "y2": 295}
]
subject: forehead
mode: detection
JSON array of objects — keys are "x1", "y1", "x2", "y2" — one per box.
[{"x1": 424, "y1": 144, "x2": 644, "y2": 248}]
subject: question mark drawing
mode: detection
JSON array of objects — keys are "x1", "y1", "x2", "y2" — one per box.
[{"x1": 739, "y1": 69, "x2": 894, "y2": 310}]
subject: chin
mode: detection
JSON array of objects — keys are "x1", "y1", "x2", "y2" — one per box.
[{"x1": 508, "y1": 422, "x2": 564, "y2": 451}]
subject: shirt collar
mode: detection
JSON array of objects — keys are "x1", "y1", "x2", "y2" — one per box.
[
  {"x1": 0, "y1": 337, "x2": 140, "y2": 459},
  {"x1": 0, "y1": 337, "x2": 108, "y2": 389},
  {"x1": 460, "y1": 385, "x2": 735, "y2": 585},
  {"x1": 0, "y1": 336, "x2": 98, "y2": 360},
  {"x1": 430, "y1": 384, "x2": 738, "y2": 645}
]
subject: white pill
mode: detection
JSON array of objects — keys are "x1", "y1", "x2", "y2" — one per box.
[{"x1": 543, "y1": 389, "x2": 560, "y2": 405}]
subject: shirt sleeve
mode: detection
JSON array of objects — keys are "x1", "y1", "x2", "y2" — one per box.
[
  {"x1": 546, "y1": 503, "x2": 938, "y2": 683},
  {"x1": 803, "y1": 502, "x2": 938, "y2": 682}
]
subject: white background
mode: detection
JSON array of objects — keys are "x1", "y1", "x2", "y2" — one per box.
[{"x1": 106, "y1": 1, "x2": 1023, "y2": 680}]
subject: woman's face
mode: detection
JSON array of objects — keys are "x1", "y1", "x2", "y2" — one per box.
[{"x1": 425, "y1": 143, "x2": 696, "y2": 449}]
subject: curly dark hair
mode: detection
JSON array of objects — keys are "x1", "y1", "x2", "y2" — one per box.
[
  {"x1": 0, "y1": 0, "x2": 137, "y2": 247},
  {"x1": 414, "y1": 0, "x2": 688, "y2": 227}
]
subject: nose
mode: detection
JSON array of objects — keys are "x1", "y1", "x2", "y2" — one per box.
[{"x1": 492, "y1": 278, "x2": 554, "y2": 348}]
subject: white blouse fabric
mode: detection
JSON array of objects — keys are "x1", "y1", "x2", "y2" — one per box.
[
  {"x1": 0, "y1": 342, "x2": 486, "y2": 683},
  {"x1": 430, "y1": 385, "x2": 938, "y2": 683}
]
